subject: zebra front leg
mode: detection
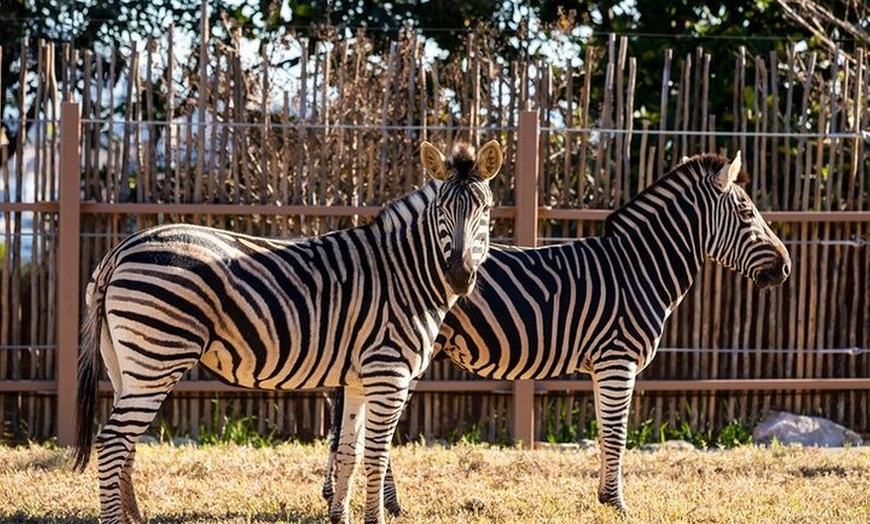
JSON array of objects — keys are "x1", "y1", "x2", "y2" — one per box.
[
  {"x1": 329, "y1": 387, "x2": 366, "y2": 524},
  {"x1": 324, "y1": 387, "x2": 404, "y2": 518},
  {"x1": 591, "y1": 362, "x2": 638, "y2": 514},
  {"x1": 361, "y1": 379, "x2": 410, "y2": 524}
]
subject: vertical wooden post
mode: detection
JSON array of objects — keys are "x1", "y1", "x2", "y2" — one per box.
[
  {"x1": 512, "y1": 105, "x2": 539, "y2": 448},
  {"x1": 56, "y1": 97, "x2": 81, "y2": 446}
]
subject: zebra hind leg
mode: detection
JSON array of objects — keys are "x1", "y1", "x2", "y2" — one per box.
[
  {"x1": 591, "y1": 365, "x2": 637, "y2": 514},
  {"x1": 322, "y1": 388, "x2": 342, "y2": 506},
  {"x1": 96, "y1": 391, "x2": 171, "y2": 524},
  {"x1": 120, "y1": 446, "x2": 143, "y2": 524},
  {"x1": 383, "y1": 461, "x2": 402, "y2": 517}
]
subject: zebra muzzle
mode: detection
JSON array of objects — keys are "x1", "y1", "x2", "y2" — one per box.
[
  {"x1": 755, "y1": 257, "x2": 791, "y2": 289},
  {"x1": 446, "y1": 258, "x2": 476, "y2": 296}
]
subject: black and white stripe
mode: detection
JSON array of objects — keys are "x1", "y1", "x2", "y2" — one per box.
[
  {"x1": 74, "y1": 140, "x2": 503, "y2": 524},
  {"x1": 326, "y1": 151, "x2": 791, "y2": 516}
]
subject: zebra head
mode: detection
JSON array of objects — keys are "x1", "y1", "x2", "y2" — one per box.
[
  {"x1": 705, "y1": 151, "x2": 792, "y2": 289},
  {"x1": 420, "y1": 140, "x2": 502, "y2": 296}
]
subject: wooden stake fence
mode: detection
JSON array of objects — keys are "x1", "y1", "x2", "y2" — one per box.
[
  {"x1": 11, "y1": 103, "x2": 870, "y2": 447},
  {"x1": 0, "y1": 32, "x2": 868, "y2": 445}
]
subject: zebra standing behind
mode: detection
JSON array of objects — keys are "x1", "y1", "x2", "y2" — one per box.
[
  {"x1": 73, "y1": 140, "x2": 503, "y2": 524},
  {"x1": 324, "y1": 151, "x2": 791, "y2": 515}
]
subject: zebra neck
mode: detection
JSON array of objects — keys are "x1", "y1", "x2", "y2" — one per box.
[
  {"x1": 375, "y1": 194, "x2": 453, "y2": 314},
  {"x1": 607, "y1": 191, "x2": 706, "y2": 313}
]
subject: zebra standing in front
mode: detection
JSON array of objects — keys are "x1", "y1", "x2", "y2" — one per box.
[
  {"x1": 324, "y1": 151, "x2": 791, "y2": 515},
  {"x1": 73, "y1": 140, "x2": 503, "y2": 524}
]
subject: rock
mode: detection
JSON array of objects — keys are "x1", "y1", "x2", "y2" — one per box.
[
  {"x1": 536, "y1": 442, "x2": 577, "y2": 451},
  {"x1": 639, "y1": 440, "x2": 696, "y2": 453},
  {"x1": 536, "y1": 439, "x2": 598, "y2": 452},
  {"x1": 138, "y1": 435, "x2": 158, "y2": 445},
  {"x1": 577, "y1": 439, "x2": 598, "y2": 450},
  {"x1": 171, "y1": 437, "x2": 199, "y2": 447},
  {"x1": 752, "y1": 411, "x2": 863, "y2": 447}
]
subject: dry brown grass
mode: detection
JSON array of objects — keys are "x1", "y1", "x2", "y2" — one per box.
[{"x1": 1, "y1": 441, "x2": 869, "y2": 523}]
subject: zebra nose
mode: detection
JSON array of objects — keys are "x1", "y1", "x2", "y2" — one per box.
[
  {"x1": 781, "y1": 259, "x2": 791, "y2": 279},
  {"x1": 446, "y1": 258, "x2": 475, "y2": 295}
]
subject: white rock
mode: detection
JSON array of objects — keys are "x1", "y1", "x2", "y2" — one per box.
[
  {"x1": 639, "y1": 440, "x2": 696, "y2": 452},
  {"x1": 753, "y1": 411, "x2": 863, "y2": 447},
  {"x1": 171, "y1": 437, "x2": 199, "y2": 447}
]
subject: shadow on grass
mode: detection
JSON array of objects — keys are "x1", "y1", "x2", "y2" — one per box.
[
  {"x1": 27, "y1": 453, "x2": 75, "y2": 472},
  {"x1": 0, "y1": 514, "x2": 93, "y2": 524},
  {"x1": 796, "y1": 465, "x2": 849, "y2": 478},
  {"x1": 1, "y1": 510, "x2": 330, "y2": 524}
]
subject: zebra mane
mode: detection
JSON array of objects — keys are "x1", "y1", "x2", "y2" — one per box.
[
  {"x1": 604, "y1": 153, "x2": 750, "y2": 235},
  {"x1": 446, "y1": 143, "x2": 477, "y2": 183},
  {"x1": 374, "y1": 180, "x2": 439, "y2": 231}
]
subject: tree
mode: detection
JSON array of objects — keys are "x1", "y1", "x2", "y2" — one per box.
[
  {"x1": 775, "y1": 0, "x2": 869, "y2": 61},
  {"x1": 0, "y1": 0, "x2": 839, "y2": 162},
  {"x1": 1, "y1": 0, "x2": 231, "y2": 160}
]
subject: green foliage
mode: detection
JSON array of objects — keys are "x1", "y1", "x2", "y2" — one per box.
[
  {"x1": 716, "y1": 419, "x2": 754, "y2": 448},
  {"x1": 199, "y1": 415, "x2": 276, "y2": 448},
  {"x1": 544, "y1": 401, "x2": 579, "y2": 444},
  {"x1": 583, "y1": 418, "x2": 599, "y2": 440},
  {"x1": 543, "y1": 404, "x2": 754, "y2": 450},
  {"x1": 447, "y1": 423, "x2": 484, "y2": 446},
  {"x1": 198, "y1": 398, "x2": 276, "y2": 448},
  {"x1": 626, "y1": 418, "x2": 658, "y2": 449}
]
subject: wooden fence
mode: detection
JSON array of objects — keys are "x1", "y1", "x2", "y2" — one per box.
[{"x1": 0, "y1": 27, "x2": 868, "y2": 446}]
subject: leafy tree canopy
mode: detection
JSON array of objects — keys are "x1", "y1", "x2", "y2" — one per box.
[{"x1": 1, "y1": 0, "x2": 860, "y2": 156}]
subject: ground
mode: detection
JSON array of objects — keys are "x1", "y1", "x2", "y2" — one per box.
[{"x1": 1, "y1": 441, "x2": 869, "y2": 523}]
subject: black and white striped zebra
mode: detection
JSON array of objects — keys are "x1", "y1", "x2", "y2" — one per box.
[
  {"x1": 324, "y1": 151, "x2": 791, "y2": 515},
  {"x1": 73, "y1": 140, "x2": 504, "y2": 524}
]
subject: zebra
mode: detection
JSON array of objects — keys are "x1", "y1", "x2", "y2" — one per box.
[
  {"x1": 73, "y1": 139, "x2": 504, "y2": 524},
  {"x1": 324, "y1": 151, "x2": 792, "y2": 515}
]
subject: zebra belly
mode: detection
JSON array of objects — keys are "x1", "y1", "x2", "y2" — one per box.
[{"x1": 199, "y1": 342, "x2": 363, "y2": 390}]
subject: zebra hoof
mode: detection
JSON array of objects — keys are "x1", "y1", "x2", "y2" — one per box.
[
  {"x1": 328, "y1": 512, "x2": 348, "y2": 524},
  {"x1": 386, "y1": 501, "x2": 402, "y2": 517},
  {"x1": 598, "y1": 493, "x2": 629, "y2": 514},
  {"x1": 322, "y1": 485, "x2": 334, "y2": 503}
]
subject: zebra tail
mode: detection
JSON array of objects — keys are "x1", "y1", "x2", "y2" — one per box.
[{"x1": 73, "y1": 262, "x2": 112, "y2": 472}]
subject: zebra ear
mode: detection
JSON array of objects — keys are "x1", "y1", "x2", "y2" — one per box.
[
  {"x1": 420, "y1": 141, "x2": 448, "y2": 181},
  {"x1": 474, "y1": 140, "x2": 503, "y2": 181},
  {"x1": 716, "y1": 150, "x2": 742, "y2": 189}
]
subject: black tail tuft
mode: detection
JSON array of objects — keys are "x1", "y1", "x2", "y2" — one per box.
[{"x1": 72, "y1": 287, "x2": 104, "y2": 472}]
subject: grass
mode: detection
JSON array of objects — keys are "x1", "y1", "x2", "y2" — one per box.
[{"x1": 2, "y1": 441, "x2": 870, "y2": 523}]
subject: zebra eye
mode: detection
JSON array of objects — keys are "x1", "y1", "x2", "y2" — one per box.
[{"x1": 739, "y1": 207, "x2": 754, "y2": 220}]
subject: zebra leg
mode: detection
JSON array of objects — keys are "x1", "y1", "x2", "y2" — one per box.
[
  {"x1": 120, "y1": 446, "x2": 143, "y2": 524},
  {"x1": 591, "y1": 363, "x2": 637, "y2": 514},
  {"x1": 383, "y1": 460, "x2": 401, "y2": 517},
  {"x1": 322, "y1": 388, "x2": 342, "y2": 506},
  {"x1": 361, "y1": 380, "x2": 410, "y2": 524},
  {"x1": 329, "y1": 387, "x2": 366, "y2": 524},
  {"x1": 324, "y1": 387, "x2": 404, "y2": 518},
  {"x1": 96, "y1": 391, "x2": 170, "y2": 524}
]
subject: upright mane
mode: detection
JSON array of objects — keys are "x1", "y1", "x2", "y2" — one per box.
[
  {"x1": 604, "y1": 153, "x2": 748, "y2": 236},
  {"x1": 373, "y1": 142, "x2": 482, "y2": 231},
  {"x1": 374, "y1": 180, "x2": 439, "y2": 232},
  {"x1": 446, "y1": 143, "x2": 477, "y2": 182}
]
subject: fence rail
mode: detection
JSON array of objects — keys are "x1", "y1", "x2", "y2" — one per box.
[{"x1": 1, "y1": 29, "x2": 868, "y2": 445}]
